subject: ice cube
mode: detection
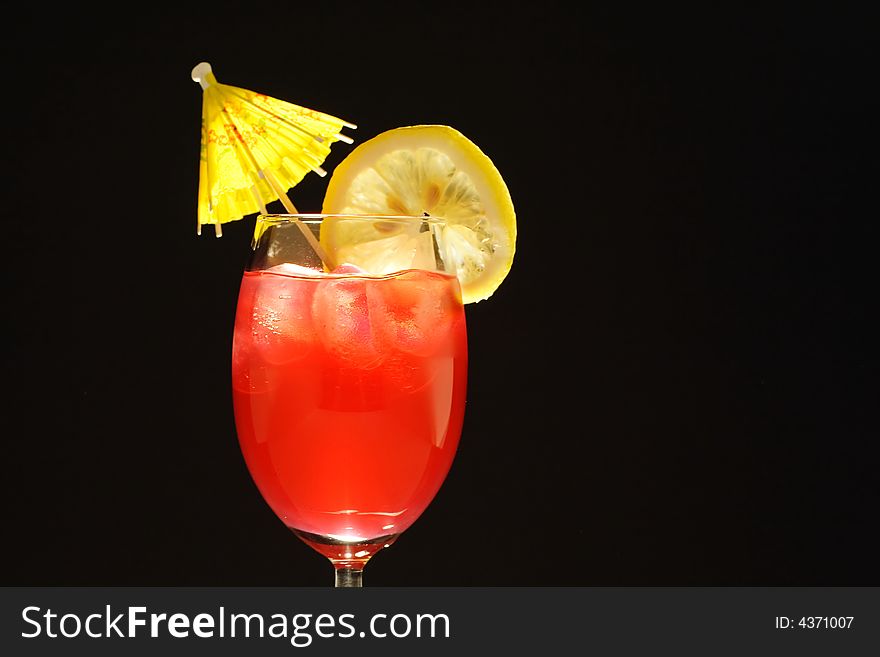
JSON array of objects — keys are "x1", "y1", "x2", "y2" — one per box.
[
  {"x1": 311, "y1": 277, "x2": 381, "y2": 367},
  {"x1": 332, "y1": 263, "x2": 367, "y2": 275},
  {"x1": 231, "y1": 331, "x2": 274, "y2": 394},
  {"x1": 267, "y1": 262, "x2": 325, "y2": 277},
  {"x1": 247, "y1": 272, "x2": 317, "y2": 365},
  {"x1": 368, "y1": 270, "x2": 459, "y2": 357}
]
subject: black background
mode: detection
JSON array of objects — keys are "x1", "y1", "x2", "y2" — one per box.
[{"x1": 2, "y1": 4, "x2": 876, "y2": 586}]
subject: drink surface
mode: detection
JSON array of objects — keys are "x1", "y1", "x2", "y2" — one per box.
[{"x1": 232, "y1": 267, "x2": 467, "y2": 543}]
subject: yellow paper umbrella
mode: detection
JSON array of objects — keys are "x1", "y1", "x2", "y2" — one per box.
[{"x1": 191, "y1": 62, "x2": 355, "y2": 244}]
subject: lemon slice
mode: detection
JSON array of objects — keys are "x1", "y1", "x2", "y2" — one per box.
[{"x1": 321, "y1": 125, "x2": 516, "y2": 303}]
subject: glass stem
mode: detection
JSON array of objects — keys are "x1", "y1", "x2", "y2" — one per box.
[{"x1": 334, "y1": 564, "x2": 364, "y2": 588}]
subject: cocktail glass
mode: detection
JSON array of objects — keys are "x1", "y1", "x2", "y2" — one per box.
[{"x1": 232, "y1": 214, "x2": 468, "y2": 587}]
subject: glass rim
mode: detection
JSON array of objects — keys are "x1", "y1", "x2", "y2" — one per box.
[{"x1": 256, "y1": 213, "x2": 447, "y2": 226}]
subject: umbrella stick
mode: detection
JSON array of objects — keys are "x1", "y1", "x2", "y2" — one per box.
[{"x1": 261, "y1": 170, "x2": 336, "y2": 270}]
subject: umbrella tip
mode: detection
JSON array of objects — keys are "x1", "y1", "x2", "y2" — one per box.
[{"x1": 191, "y1": 62, "x2": 214, "y2": 90}]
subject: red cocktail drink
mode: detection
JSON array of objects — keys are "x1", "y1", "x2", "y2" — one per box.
[{"x1": 233, "y1": 265, "x2": 467, "y2": 556}]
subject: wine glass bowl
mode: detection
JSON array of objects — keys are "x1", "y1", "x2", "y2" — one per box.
[{"x1": 232, "y1": 214, "x2": 468, "y2": 586}]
